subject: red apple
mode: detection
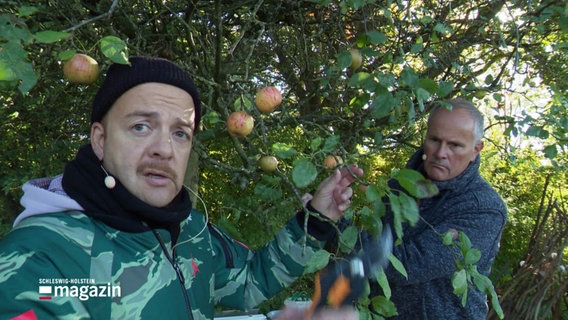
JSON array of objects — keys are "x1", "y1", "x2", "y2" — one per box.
[
  {"x1": 349, "y1": 48, "x2": 362, "y2": 70},
  {"x1": 259, "y1": 155, "x2": 278, "y2": 172},
  {"x1": 227, "y1": 111, "x2": 254, "y2": 137},
  {"x1": 63, "y1": 53, "x2": 100, "y2": 84},
  {"x1": 255, "y1": 86, "x2": 282, "y2": 113}
]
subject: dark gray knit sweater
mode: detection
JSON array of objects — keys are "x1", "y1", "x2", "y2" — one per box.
[{"x1": 377, "y1": 149, "x2": 507, "y2": 319}]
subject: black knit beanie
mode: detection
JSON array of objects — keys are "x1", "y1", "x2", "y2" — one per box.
[{"x1": 91, "y1": 56, "x2": 201, "y2": 128}]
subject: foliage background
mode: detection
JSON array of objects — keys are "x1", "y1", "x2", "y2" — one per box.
[{"x1": 1, "y1": 0, "x2": 567, "y2": 318}]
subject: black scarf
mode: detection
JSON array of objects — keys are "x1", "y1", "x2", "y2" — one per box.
[{"x1": 62, "y1": 144, "x2": 192, "y2": 234}]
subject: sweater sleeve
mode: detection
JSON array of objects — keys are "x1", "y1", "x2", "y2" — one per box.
[{"x1": 211, "y1": 211, "x2": 329, "y2": 310}]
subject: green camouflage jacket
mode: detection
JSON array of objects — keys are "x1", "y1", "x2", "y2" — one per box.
[{"x1": 0, "y1": 208, "x2": 323, "y2": 319}]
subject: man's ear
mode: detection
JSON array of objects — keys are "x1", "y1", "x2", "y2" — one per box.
[
  {"x1": 471, "y1": 140, "x2": 484, "y2": 161},
  {"x1": 91, "y1": 122, "x2": 105, "y2": 161}
]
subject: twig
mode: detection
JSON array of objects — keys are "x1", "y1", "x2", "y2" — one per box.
[{"x1": 62, "y1": 0, "x2": 119, "y2": 32}]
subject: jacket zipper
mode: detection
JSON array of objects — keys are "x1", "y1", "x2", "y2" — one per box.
[{"x1": 153, "y1": 229, "x2": 194, "y2": 320}]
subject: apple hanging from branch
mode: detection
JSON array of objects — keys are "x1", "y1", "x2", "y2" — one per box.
[
  {"x1": 255, "y1": 86, "x2": 282, "y2": 113},
  {"x1": 226, "y1": 111, "x2": 254, "y2": 137},
  {"x1": 63, "y1": 53, "x2": 100, "y2": 84},
  {"x1": 323, "y1": 155, "x2": 344, "y2": 170},
  {"x1": 349, "y1": 48, "x2": 363, "y2": 70},
  {"x1": 258, "y1": 155, "x2": 279, "y2": 172}
]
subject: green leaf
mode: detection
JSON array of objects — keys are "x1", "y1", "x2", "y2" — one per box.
[
  {"x1": 18, "y1": 6, "x2": 39, "y2": 17},
  {"x1": 0, "y1": 79, "x2": 17, "y2": 90},
  {"x1": 292, "y1": 159, "x2": 317, "y2": 188},
  {"x1": 366, "y1": 30, "x2": 387, "y2": 44},
  {"x1": 405, "y1": 98, "x2": 416, "y2": 122},
  {"x1": 374, "y1": 132, "x2": 383, "y2": 145},
  {"x1": 303, "y1": 249, "x2": 330, "y2": 274},
  {"x1": 18, "y1": 62, "x2": 38, "y2": 94},
  {"x1": 389, "y1": 193, "x2": 403, "y2": 240},
  {"x1": 442, "y1": 231, "x2": 455, "y2": 246},
  {"x1": 418, "y1": 78, "x2": 438, "y2": 94},
  {"x1": 58, "y1": 50, "x2": 77, "y2": 61},
  {"x1": 354, "y1": 34, "x2": 367, "y2": 48},
  {"x1": 358, "y1": 205, "x2": 383, "y2": 236},
  {"x1": 416, "y1": 88, "x2": 430, "y2": 112},
  {"x1": 388, "y1": 254, "x2": 407, "y2": 279},
  {"x1": 400, "y1": 68, "x2": 418, "y2": 88},
  {"x1": 310, "y1": 137, "x2": 322, "y2": 151},
  {"x1": 272, "y1": 142, "x2": 297, "y2": 159},
  {"x1": 458, "y1": 231, "x2": 473, "y2": 251},
  {"x1": 349, "y1": 92, "x2": 372, "y2": 110},
  {"x1": 0, "y1": 41, "x2": 37, "y2": 94},
  {"x1": 375, "y1": 268, "x2": 391, "y2": 299},
  {"x1": 493, "y1": 92, "x2": 503, "y2": 102},
  {"x1": 33, "y1": 30, "x2": 70, "y2": 44},
  {"x1": 372, "y1": 200, "x2": 387, "y2": 219},
  {"x1": 526, "y1": 125, "x2": 550, "y2": 139},
  {"x1": 544, "y1": 145, "x2": 558, "y2": 159},
  {"x1": 365, "y1": 183, "x2": 385, "y2": 202},
  {"x1": 485, "y1": 280, "x2": 504, "y2": 319},
  {"x1": 322, "y1": 135, "x2": 340, "y2": 153},
  {"x1": 433, "y1": 22, "x2": 453, "y2": 35},
  {"x1": 410, "y1": 43, "x2": 423, "y2": 54},
  {"x1": 431, "y1": 31, "x2": 439, "y2": 43},
  {"x1": 399, "y1": 193, "x2": 419, "y2": 226},
  {"x1": 394, "y1": 168, "x2": 438, "y2": 198},
  {"x1": 472, "y1": 272, "x2": 492, "y2": 293},
  {"x1": 371, "y1": 295, "x2": 397, "y2": 317},
  {"x1": 451, "y1": 269, "x2": 468, "y2": 306},
  {"x1": 347, "y1": 72, "x2": 374, "y2": 90},
  {"x1": 306, "y1": 0, "x2": 331, "y2": 5},
  {"x1": 233, "y1": 96, "x2": 253, "y2": 111},
  {"x1": 371, "y1": 92, "x2": 395, "y2": 119},
  {"x1": 438, "y1": 81, "x2": 454, "y2": 97},
  {"x1": 0, "y1": 60, "x2": 17, "y2": 81},
  {"x1": 99, "y1": 36, "x2": 129, "y2": 64},
  {"x1": 465, "y1": 248, "x2": 481, "y2": 265},
  {"x1": 201, "y1": 111, "x2": 222, "y2": 125},
  {"x1": 376, "y1": 72, "x2": 396, "y2": 88},
  {"x1": 0, "y1": 15, "x2": 33, "y2": 43},
  {"x1": 337, "y1": 50, "x2": 352, "y2": 69},
  {"x1": 348, "y1": 0, "x2": 367, "y2": 10},
  {"x1": 338, "y1": 226, "x2": 359, "y2": 253}
]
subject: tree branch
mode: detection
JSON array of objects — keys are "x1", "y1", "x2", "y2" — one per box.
[{"x1": 62, "y1": 0, "x2": 119, "y2": 33}]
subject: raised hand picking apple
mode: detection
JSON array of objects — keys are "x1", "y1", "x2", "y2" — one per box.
[
  {"x1": 63, "y1": 53, "x2": 100, "y2": 84},
  {"x1": 310, "y1": 164, "x2": 364, "y2": 221},
  {"x1": 255, "y1": 86, "x2": 282, "y2": 113},
  {"x1": 226, "y1": 111, "x2": 254, "y2": 137}
]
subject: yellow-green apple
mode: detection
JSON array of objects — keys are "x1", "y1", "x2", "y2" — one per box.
[
  {"x1": 258, "y1": 155, "x2": 279, "y2": 172},
  {"x1": 349, "y1": 48, "x2": 362, "y2": 70}
]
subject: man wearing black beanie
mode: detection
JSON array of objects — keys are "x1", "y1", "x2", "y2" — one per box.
[{"x1": 0, "y1": 56, "x2": 363, "y2": 319}]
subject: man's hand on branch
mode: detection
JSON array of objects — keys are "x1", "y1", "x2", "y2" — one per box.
[{"x1": 309, "y1": 164, "x2": 364, "y2": 221}]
